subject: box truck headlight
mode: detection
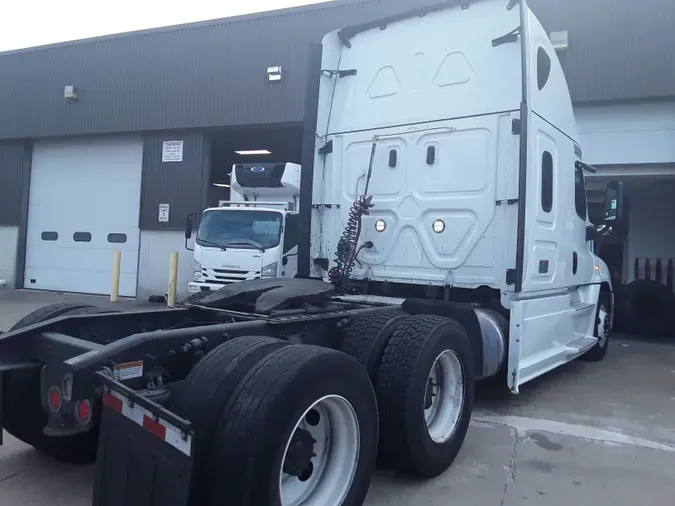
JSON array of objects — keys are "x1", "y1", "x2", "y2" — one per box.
[
  {"x1": 261, "y1": 262, "x2": 278, "y2": 279},
  {"x1": 193, "y1": 259, "x2": 202, "y2": 281},
  {"x1": 375, "y1": 219, "x2": 387, "y2": 233},
  {"x1": 433, "y1": 219, "x2": 446, "y2": 234}
]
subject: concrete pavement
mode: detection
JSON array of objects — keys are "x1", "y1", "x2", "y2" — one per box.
[{"x1": 1, "y1": 290, "x2": 675, "y2": 505}]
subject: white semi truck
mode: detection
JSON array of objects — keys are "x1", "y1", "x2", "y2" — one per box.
[
  {"x1": 306, "y1": 0, "x2": 623, "y2": 392},
  {"x1": 186, "y1": 162, "x2": 301, "y2": 294},
  {"x1": 0, "y1": 2, "x2": 627, "y2": 506}
]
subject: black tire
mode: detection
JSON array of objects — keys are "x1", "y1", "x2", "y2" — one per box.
[
  {"x1": 203, "y1": 345, "x2": 378, "y2": 506},
  {"x1": 9, "y1": 302, "x2": 94, "y2": 331},
  {"x1": 3, "y1": 303, "x2": 114, "y2": 464},
  {"x1": 58, "y1": 305, "x2": 120, "y2": 317},
  {"x1": 581, "y1": 291, "x2": 611, "y2": 362},
  {"x1": 376, "y1": 314, "x2": 474, "y2": 478},
  {"x1": 181, "y1": 290, "x2": 212, "y2": 306},
  {"x1": 170, "y1": 335, "x2": 291, "y2": 499},
  {"x1": 339, "y1": 308, "x2": 408, "y2": 383},
  {"x1": 622, "y1": 279, "x2": 675, "y2": 336},
  {"x1": 612, "y1": 283, "x2": 630, "y2": 333}
]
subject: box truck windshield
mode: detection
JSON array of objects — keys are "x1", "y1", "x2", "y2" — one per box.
[{"x1": 197, "y1": 210, "x2": 283, "y2": 251}]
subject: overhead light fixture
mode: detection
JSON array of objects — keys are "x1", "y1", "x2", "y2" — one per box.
[
  {"x1": 267, "y1": 66, "x2": 283, "y2": 82},
  {"x1": 234, "y1": 149, "x2": 272, "y2": 156},
  {"x1": 550, "y1": 30, "x2": 569, "y2": 52},
  {"x1": 64, "y1": 85, "x2": 79, "y2": 101},
  {"x1": 212, "y1": 183, "x2": 231, "y2": 188}
]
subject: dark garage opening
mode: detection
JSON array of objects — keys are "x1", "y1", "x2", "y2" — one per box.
[{"x1": 206, "y1": 123, "x2": 304, "y2": 209}]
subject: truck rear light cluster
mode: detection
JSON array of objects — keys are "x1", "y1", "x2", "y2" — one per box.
[
  {"x1": 47, "y1": 386, "x2": 63, "y2": 413},
  {"x1": 75, "y1": 399, "x2": 93, "y2": 425}
]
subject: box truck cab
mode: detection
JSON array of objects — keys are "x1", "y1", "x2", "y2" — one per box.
[{"x1": 187, "y1": 162, "x2": 301, "y2": 294}]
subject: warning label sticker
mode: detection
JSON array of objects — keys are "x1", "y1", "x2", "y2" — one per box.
[{"x1": 112, "y1": 361, "x2": 144, "y2": 381}]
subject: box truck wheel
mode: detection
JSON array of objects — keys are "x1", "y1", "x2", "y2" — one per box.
[
  {"x1": 375, "y1": 314, "x2": 474, "y2": 478},
  {"x1": 170, "y1": 335, "x2": 291, "y2": 498},
  {"x1": 581, "y1": 292, "x2": 611, "y2": 362},
  {"x1": 338, "y1": 307, "x2": 408, "y2": 383},
  {"x1": 3, "y1": 304, "x2": 117, "y2": 464},
  {"x1": 203, "y1": 346, "x2": 378, "y2": 506}
]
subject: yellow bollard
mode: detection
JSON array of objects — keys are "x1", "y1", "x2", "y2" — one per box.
[
  {"x1": 111, "y1": 250, "x2": 121, "y2": 302},
  {"x1": 168, "y1": 252, "x2": 179, "y2": 307}
]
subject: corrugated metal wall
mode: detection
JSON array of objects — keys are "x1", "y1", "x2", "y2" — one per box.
[
  {"x1": 1, "y1": 0, "x2": 672, "y2": 141},
  {"x1": 0, "y1": 0, "x2": 427, "y2": 140},
  {"x1": 530, "y1": 0, "x2": 675, "y2": 104},
  {"x1": 0, "y1": 142, "x2": 29, "y2": 226},
  {"x1": 140, "y1": 132, "x2": 209, "y2": 230}
]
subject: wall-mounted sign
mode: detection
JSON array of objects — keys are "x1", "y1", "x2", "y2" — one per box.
[
  {"x1": 158, "y1": 203, "x2": 170, "y2": 223},
  {"x1": 162, "y1": 140, "x2": 184, "y2": 163}
]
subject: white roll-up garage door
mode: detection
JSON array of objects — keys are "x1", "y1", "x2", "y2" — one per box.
[{"x1": 24, "y1": 137, "x2": 143, "y2": 297}]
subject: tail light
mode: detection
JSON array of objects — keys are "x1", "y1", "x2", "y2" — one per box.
[
  {"x1": 75, "y1": 400, "x2": 93, "y2": 426},
  {"x1": 47, "y1": 386, "x2": 63, "y2": 413}
]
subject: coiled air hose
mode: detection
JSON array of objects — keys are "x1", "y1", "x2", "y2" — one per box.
[{"x1": 328, "y1": 138, "x2": 378, "y2": 294}]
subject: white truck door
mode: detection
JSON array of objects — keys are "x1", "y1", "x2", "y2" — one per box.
[{"x1": 507, "y1": 2, "x2": 598, "y2": 391}]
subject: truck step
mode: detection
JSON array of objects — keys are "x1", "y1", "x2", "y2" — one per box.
[{"x1": 565, "y1": 335, "x2": 598, "y2": 353}]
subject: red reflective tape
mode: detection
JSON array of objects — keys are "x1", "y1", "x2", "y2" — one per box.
[
  {"x1": 143, "y1": 414, "x2": 167, "y2": 440},
  {"x1": 102, "y1": 392, "x2": 123, "y2": 412}
]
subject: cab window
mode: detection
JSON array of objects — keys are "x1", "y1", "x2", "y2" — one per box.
[{"x1": 541, "y1": 151, "x2": 554, "y2": 213}]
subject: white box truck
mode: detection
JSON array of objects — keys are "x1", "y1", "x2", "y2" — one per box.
[{"x1": 186, "y1": 162, "x2": 301, "y2": 294}]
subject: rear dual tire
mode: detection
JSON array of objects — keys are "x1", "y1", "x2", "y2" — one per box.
[
  {"x1": 375, "y1": 315, "x2": 474, "y2": 477},
  {"x1": 172, "y1": 338, "x2": 378, "y2": 506},
  {"x1": 338, "y1": 307, "x2": 407, "y2": 382},
  {"x1": 340, "y1": 310, "x2": 475, "y2": 478}
]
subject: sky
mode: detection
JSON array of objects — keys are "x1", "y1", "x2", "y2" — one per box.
[{"x1": 0, "y1": 0, "x2": 330, "y2": 51}]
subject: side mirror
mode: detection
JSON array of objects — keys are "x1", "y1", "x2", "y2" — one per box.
[
  {"x1": 185, "y1": 213, "x2": 198, "y2": 252},
  {"x1": 603, "y1": 181, "x2": 626, "y2": 226},
  {"x1": 185, "y1": 216, "x2": 194, "y2": 240},
  {"x1": 588, "y1": 180, "x2": 627, "y2": 242}
]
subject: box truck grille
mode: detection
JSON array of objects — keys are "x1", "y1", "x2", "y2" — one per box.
[{"x1": 202, "y1": 268, "x2": 261, "y2": 285}]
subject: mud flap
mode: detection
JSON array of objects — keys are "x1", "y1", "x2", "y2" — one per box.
[{"x1": 92, "y1": 403, "x2": 194, "y2": 506}]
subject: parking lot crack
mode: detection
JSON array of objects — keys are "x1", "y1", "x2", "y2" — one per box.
[
  {"x1": 500, "y1": 432, "x2": 522, "y2": 506},
  {"x1": 0, "y1": 467, "x2": 29, "y2": 484}
]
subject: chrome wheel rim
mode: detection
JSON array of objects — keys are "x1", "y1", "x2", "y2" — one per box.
[
  {"x1": 279, "y1": 395, "x2": 360, "y2": 506},
  {"x1": 424, "y1": 350, "x2": 465, "y2": 444}
]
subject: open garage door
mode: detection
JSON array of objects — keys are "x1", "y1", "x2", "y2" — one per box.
[{"x1": 24, "y1": 137, "x2": 143, "y2": 297}]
